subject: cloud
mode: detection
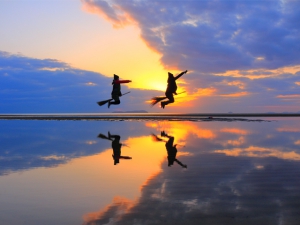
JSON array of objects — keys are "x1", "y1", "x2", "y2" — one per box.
[
  {"x1": 0, "y1": 119, "x2": 157, "y2": 175},
  {"x1": 82, "y1": 0, "x2": 300, "y2": 73},
  {"x1": 0, "y1": 51, "x2": 161, "y2": 113},
  {"x1": 83, "y1": 153, "x2": 300, "y2": 225},
  {"x1": 215, "y1": 146, "x2": 300, "y2": 161},
  {"x1": 81, "y1": 0, "x2": 300, "y2": 113}
]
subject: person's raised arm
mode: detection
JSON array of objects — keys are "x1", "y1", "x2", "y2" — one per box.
[
  {"x1": 174, "y1": 70, "x2": 188, "y2": 80},
  {"x1": 113, "y1": 80, "x2": 132, "y2": 84}
]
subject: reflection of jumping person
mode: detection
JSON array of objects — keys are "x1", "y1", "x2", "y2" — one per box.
[
  {"x1": 108, "y1": 74, "x2": 131, "y2": 108},
  {"x1": 151, "y1": 131, "x2": 187, "y2": 168},
  {"x1": 108, "y1": 132, "x2": 132, "y2": 165},
  {"x1": 97, "y1": 132, "x2": 132, "y2": 165},
  {"x1": 161, "y1": 70, "x2": 188, "y2": 109},
  {"x1": 161, "y1": 131, "x2": 187, "y2": 168}
]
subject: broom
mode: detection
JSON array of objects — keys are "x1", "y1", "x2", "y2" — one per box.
[
  {"x1": 151, "y1": 133, "x2": 165, "y2": 142},
  {"x1": 97, "y1": 91, "x2": 130, "y2": 106},
  {"x1": 97, "y1": 133, "x2": 129, "y2": 147},
  {"x1": 150, "y1": 91, "x2": 186, "y2": 107}
]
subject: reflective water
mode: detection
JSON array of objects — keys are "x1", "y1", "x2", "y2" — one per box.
[{"x1": 1, "y1": 118, "x2": 300, "y2": 225}]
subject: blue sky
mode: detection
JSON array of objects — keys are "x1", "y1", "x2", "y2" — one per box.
[{"x1": 1, "y1": 0, "x2": 300, "y2": 113}]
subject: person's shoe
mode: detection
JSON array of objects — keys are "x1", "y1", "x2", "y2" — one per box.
[
  {"x1": 161, "y1": 102, "x2": 165, "y2": 109},
  {"x1": 108, "y1": 101, "x2": 111, "y2": 108}
]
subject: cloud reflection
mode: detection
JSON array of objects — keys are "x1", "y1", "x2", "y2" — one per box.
[{"x1": 83, "y1": 119, "x2": 300, "y2": 224}]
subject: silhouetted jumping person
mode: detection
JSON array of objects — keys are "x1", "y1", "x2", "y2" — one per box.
[
  {"x1": 108, "y1": 74, "x2": 131, "y2": 108},
  {"x1": 161, "y1": 70, "x2": 188, "y2": 109}
]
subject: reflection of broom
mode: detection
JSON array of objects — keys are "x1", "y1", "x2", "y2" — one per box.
[
  {"x1": 97, "y1": 133, "x2": 129, "y2": 147},
  {"x1": 151, "y1": 133, "x2": 185, "y2": 147},
  {"x1": 151, "y1": 133, "x2": 165, "y2": 142},
  {"x1": 150, "y1": 91, "x2": 186, "y2": 107}
]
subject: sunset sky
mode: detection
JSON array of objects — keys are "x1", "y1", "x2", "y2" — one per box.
[{"x1": 1, "y1": 0, "x2": 300, "y2": 113}]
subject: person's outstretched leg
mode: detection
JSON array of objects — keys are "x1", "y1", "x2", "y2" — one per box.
[
  {"x1": 108, "y1": 95, "x2": 120, "y2": 108},
  {"x1": 161, "y1": 92, "x2": 174, "y2": 108}
]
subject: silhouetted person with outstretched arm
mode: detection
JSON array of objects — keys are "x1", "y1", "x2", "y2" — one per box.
[
  {"x1": 161, "y1": 70, "x2": 188, "y2": 109},
  {"x1": 108, "y1": 74, "x2": 131, "y2": 108}
]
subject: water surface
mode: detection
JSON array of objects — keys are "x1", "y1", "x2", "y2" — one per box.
[{"x1": 0, "y1": 118, "x2": 300, "y2": 224}]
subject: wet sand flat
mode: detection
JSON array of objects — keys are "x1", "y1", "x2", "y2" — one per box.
[{"x1": 0, "y1": 113, "x2": 300, "y2": 121}]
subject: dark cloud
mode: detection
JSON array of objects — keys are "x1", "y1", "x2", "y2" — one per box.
[{"x1": 82, "y1": 0, "x2": 300, "y2": 73}]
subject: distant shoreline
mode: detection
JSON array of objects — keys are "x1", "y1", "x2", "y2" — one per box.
[{"x1": 0, "y1": 113, "x2": 299, "y2": 121}]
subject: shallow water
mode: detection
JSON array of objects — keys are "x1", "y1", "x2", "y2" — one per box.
[{"x1": 0, "y1": 118, "x2": 300, "y2": 225}]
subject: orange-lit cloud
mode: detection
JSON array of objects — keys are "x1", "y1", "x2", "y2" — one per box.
[
  {"x1": 40, "y1": 155, "x2": 66, "y2": 160},
  {"x1": 226, "y1": 136, "x2": 245, "y2": 146},
  {"x1": 83, "y1": 196, "x2": 135, "y2": 224},
  {"x1": 276, "y1": 94, "x2": 300, "y2": 99},
  {"x1": 219, "y1": 128, "x2": 250, "y2": 147},
  {"x1": 220, "y1": 128, "x2": 251, "y2": 135},
  {"x1": 215, "y1": 146, "x2": 300, "y2": 160},
  {"x1": 85, "y1": 140, "x2": 97, "y2": 145},
  {"x1": 294, "y1": 140, "x2": 300, "y2": 145},
  {"x1": 277, "y1": 127, "x2": 300, "y2": 132},
  {"x1": 82, "y1": 1, "x2": 133, "y2": 28},
  {"x1": 85, "y1": 82, "x2": 97, "y2": 86},
  {"x1": 191, "y1": 87, "x2": 217, "y2": 98},
  {"x1": 227, "y1": 80, "x2": 246, "y2": 89},
  {"x1": 219, "y1": 91, "x2": 250, "y2": 97},
  {"x1": 215, "y1": 65, "x2": 300, "y2": 79}
]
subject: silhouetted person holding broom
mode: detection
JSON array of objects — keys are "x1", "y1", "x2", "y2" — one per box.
[
  {"x1": 149, "y1": 70, "x2": 187, "y2": 108},
  {"x1": 108, "y1": 74, "x2": 131, "y2": 108},
  {"x1": 151, "y1": 131, "x2": 187, "y2": 168}
]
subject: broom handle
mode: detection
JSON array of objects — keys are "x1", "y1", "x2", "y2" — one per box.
[
  {"x1": 121, "y1": 91, "x2": 130, "y2": 96},
  {"x1": 176, "y1": 91, "x2": 186, "y2": 95}
]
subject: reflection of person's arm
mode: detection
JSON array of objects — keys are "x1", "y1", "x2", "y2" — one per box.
[{"x1": 119, "y1": 156, "x2": 132, "y2": 159}]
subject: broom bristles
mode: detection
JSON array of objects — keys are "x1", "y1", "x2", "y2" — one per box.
[
  {"x1": 151, "y1": 133, "x2": 165, "y2": 142},
  {"x1": 150, "y1": 96, "x2": 167, "y2": 106},
  {"x1": 98, "y1": 133, "x2": 111, "y2": 140},
  {"x1": 149, "y1": 91, "x2": 186, "y2": 107},
  {"x1": 97, "y1": 99, "x2": 112, "y2": 106}
]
